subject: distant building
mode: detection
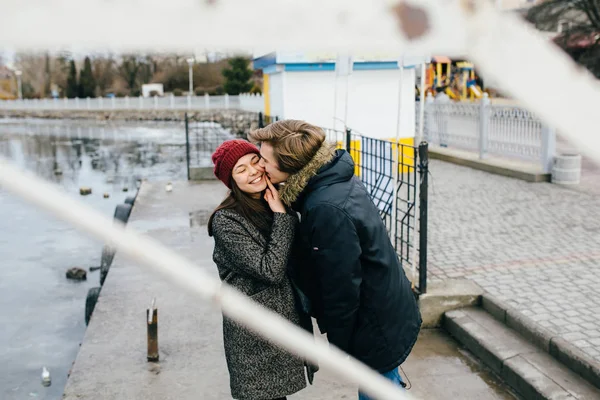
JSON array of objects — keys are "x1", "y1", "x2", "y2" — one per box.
[
  {"x1": 0, "y1": 65, "x2": 16, "y2": 100},
  {"x1": 0, "y1": 65, "x2": 12, "y2": 80},
  {"x1": 142, "y1": 83, "x2": 164, "y2": 98},
  {"x1": 253, "y1": 51, "x2": 428, "y2": 143}
]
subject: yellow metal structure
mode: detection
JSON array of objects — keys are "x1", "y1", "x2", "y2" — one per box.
[{"x1": 263, "y1": 73, "x2": 270, "y2": 116}]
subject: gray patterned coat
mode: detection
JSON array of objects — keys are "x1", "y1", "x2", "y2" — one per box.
[{"x1": 211, "y1": 209, "x2": 307, "y2": 400}]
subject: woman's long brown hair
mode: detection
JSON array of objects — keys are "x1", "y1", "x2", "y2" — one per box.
[{"x1": 208, "y1": 179, "x2": 273, "y2": 238}]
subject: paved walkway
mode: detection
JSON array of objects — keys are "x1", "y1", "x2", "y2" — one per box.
[
  {"x1": 63, "y1": 180, "x2": 518, "y2": 400},
  {"x1": 427, "y1": 157, "x2": 600, "y2": 364}
]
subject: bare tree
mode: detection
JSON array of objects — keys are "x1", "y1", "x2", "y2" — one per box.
[
  {"x1": 527, "y1": 0, "x2": 600, "y2": 77},
  {"x1": 14, "y1": 52, "x2": 46, "y2": 97},
  {"x1": 50, "y1": 54, "x2": 70, "y2": 96},
  {"x1": 117, "y1": 54, "x2": 157, "y2": 96},
  {"x1": 13, "y1": 52, "x2": 72, "y2": 98},
  {"x1": 92, "y1": 55, "x2": 117, "y2": 96}
]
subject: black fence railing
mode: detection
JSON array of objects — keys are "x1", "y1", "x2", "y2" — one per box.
[
  {"x1": 186, "y1": 119, "x2": 428, "y2": 294},
  {"x1": 185, "y1": 113, "x2": 279, "y2": 178},
  {"x1": 323, "y1": 128, "x2": 429, "y2": 294},
  {"x1": 258, "y1": 112, "x2": 279, "y2": 128},
  {"x1": 185, "y1": 115, "x2": 238, "y2": 179}
]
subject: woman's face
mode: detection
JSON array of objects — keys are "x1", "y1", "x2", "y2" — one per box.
[{"x1": 232, "y1": 153, "x2": 267, "y2": 197}]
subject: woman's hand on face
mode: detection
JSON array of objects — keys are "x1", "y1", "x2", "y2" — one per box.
[{"x1": 264, "y1": 177, "x2": 286, "y2": 214}]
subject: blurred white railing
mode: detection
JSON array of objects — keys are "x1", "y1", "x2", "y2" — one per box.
[
  {"x1": 0, "y1": 93, "x2": 264, "y2": 113},
  {"x1": 417, "y1": 94, "x2": 555, "y2": 172}
]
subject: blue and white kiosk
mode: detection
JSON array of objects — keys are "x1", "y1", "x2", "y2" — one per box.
[{"x1": 253, "y1": 51, "x2": 428, "y2": 145}]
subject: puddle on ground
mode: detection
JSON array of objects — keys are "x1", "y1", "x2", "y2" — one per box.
[
  {"x1": 404, "y1": 329, "x2": 521, "y2": 399},
  {"x1": 189, "y1": 209, "x2": 211, "y2": 228}
]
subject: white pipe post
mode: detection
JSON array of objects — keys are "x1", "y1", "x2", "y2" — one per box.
[{"x1": 391, "y1": 57, "x2": 404, "y2": 244}]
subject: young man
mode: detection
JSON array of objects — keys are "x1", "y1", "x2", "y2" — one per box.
[{"x1": 249, "y1": 120, "x2": 422, "y2": 397}]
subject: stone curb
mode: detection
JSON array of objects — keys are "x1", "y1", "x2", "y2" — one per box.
[
  {"x1": 482, "y1": 294, "x2": 600, "y2": 390},
  {"x1": 445, "y1": 308, "x2": 600, "y2": 399},
  {"x1": 429, "y1": 147, "x2": 551, "y2": 183}
]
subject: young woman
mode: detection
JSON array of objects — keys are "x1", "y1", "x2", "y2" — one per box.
[{"x1": 208, "y1": 139, "x2": 309, "y2": 400}]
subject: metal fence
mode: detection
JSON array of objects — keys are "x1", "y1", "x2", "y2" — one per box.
[
  {"x1": 258, "y1": 112, "x2": 279, "y2": 128},
  {"x1": 185, "y1": 118, "x2": 429, "y2": 292},
  {"x1": 184, "y1": 113, "x2": 255, "y2": 179},
  {"x1": 417, "y1": 94, "x2": 555, "y2": 172},
  {"x1": 0, "y1": 93, "x2": 264, "y2": 113},
  {"x1": 325, "y1": 129, "x2": 428, "y2": 293}
]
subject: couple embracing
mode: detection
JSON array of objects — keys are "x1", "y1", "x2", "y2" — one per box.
[{"x1": 208, "y1": 120, "x2": 422, "y2": 400}]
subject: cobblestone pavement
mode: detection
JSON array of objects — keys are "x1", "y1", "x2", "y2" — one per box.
[{"x1": 427, "y1": 159, "x2": 600, "y2": 363}]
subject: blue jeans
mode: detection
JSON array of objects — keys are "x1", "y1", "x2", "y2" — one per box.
[{"x1": 358, "y1": 367, "x2": 404, "y2": 400}]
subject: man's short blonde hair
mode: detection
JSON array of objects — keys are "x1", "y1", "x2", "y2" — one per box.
[{"x1": 249, "y1": 120, "x2": 326, "y2": 174}]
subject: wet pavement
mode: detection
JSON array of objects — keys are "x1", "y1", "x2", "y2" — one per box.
[
  {"x1": 403, "y1": 330, "x2": 519, "y2": 400},
  {"x1": 0, "y1": 118, "x2": 188, "y2": 399},
  {"x1": 63, "y1": 180, "x2": 520, "y2": 400},
  {"x1": 427, "y1": 156, "x2": 600, "y2": 367}
]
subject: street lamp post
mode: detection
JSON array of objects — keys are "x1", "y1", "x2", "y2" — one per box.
[
  {"x1": 186, "y1": 58, "x2": 195, "y2": 96},
  {"x1": 15, "y1": 70, "x2": 23, "y2": 100}
]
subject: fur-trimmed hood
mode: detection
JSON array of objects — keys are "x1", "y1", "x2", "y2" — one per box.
[{"x1": 278, "y1": 142, "x2": 354, "y2": 207}]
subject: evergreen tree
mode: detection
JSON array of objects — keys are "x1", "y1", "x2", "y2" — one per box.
[
  {"x1": 66, "y1": 60, "x2": 78, "y2": 98},
  {"x1": 78, "y1": 57, "x2": 96, "y2": 98},
  {"x1": 119, "y1": 55, "x2": 143, "y2": 96},
  {"x1": 222, "y1": 57, "x2": 253, "y2": 95},
  {"x1": 43, "y1": 53, "x2": 51, "y2": 98}
]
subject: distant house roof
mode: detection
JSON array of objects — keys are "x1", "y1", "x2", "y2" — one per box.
[
  {"x1": 432, "y1": 56, "x2": 452, "y2": 63},
  {"x1": 0, "y1": 65, "x2": 13, "y2": 80},
  {"x1": 554, "y1": 31, "x2": 600, "y2": 49}
]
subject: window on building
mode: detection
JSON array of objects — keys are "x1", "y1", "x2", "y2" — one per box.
[{"x1": 558, "y1": 20, "x2": 571, "y2": 33}]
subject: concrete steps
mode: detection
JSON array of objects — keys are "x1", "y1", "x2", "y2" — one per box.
[{"x1": 445, "y1": 306, "x2": 600, "y2": 400}]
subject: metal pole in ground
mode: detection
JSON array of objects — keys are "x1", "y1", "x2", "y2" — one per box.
[
  {"x1": 147, "y1": 298, "x2": 159, "y2": 362},
  {"x1": 346, "y1": 128, "x2": 352, "y2": 155},
  {"x1": 410, "y1": 63, "x2": 427, "y2": 291},
  {"x1": 185, "y1": 113, "x2": 191, "y2": 181},
  {"x1": 417, "y1": 142, "x2": 429, "y2": 294}
]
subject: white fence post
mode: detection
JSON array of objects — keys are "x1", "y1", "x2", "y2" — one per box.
[
  {"x1": 139, "y1": 95, "x2": 143, "y2": 110},
  {"x1": 225, "y1": 93, "x2": 229, "y2": 109},
  {"x1": 112, "y1": 96, "x2": 116, "y2": 110},
  {"x1": 76, "y1": 97, "x2": 81, "y2": 110},
  {"x1": 125, "y1": 96, "x2": 130, "y2": 109},
  {"x1": 99, "y1": 97, "x2": 104, "y2": 110},
  {"x1": 170, "y1": 93, "x2": 175, "y2": 109},
  {"x1": 187, "y1": 95, "x2": 191, "y2": 110},
  {"x1": 204, "y1": 93, "x2": 210, "y2": 109},
  {"x1": 541, "y1": 126, "x2": 556, "y2": 173},
  {"x1": 154, "y1": 95, "x2": 158, "y2": 110},
  {"x1": 86, "y1": 97, "x2": 91, "y2": 110},
  {"x1": 64, "y1": 97, "x2": 68, "y2": 109},
  {"x1": 479, "y1": 93, "x2": 490, "y2": 159},
  {"x1": 424, "y1": 93, "x2": 434, "y2": 142}
]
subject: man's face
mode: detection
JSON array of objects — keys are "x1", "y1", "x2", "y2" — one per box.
[{"x1": 258, "y1": 142, "x2": 290, "y2": 185}]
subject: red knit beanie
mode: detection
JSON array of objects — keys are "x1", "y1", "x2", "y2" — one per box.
[{"x1": 212, "y1": 140, "x2": 260, "y2": 188}]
